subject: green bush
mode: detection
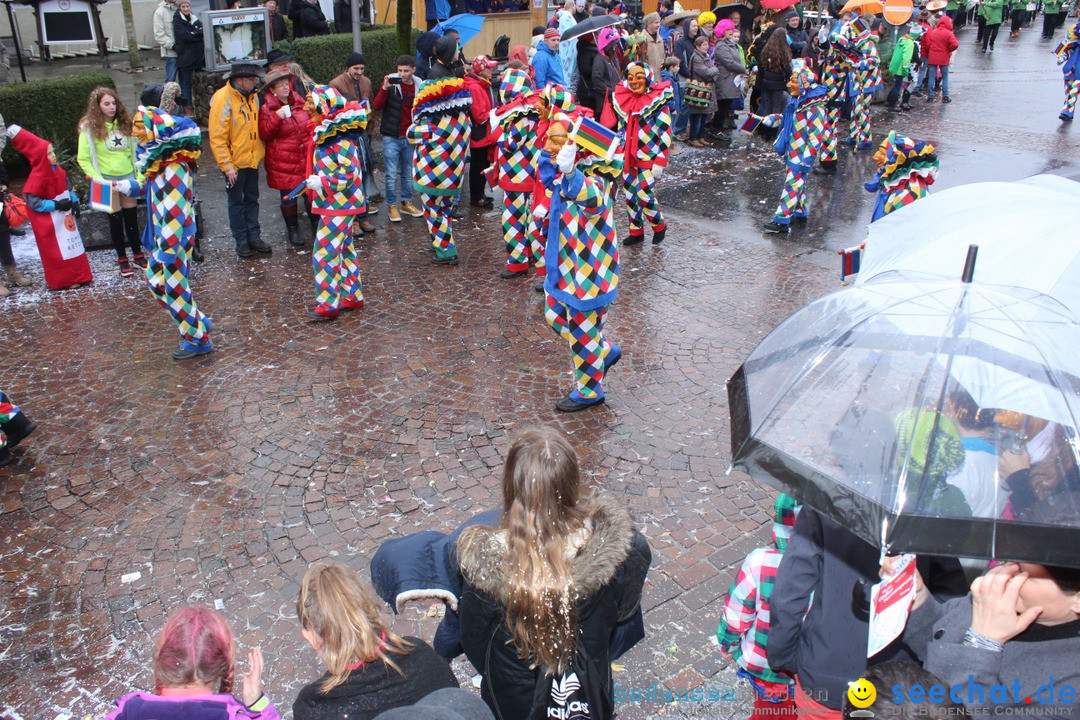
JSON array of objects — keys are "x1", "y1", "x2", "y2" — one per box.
[
  {"x1": 0, "y1": 73, "x2": 116, "y2": 179},
  {"x1": 288, "y1": 27, "x2": 421, "y2": 86}
]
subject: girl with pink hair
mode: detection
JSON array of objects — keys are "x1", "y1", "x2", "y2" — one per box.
[{"x1": 104, "y1": 606, "x2": 279, "y2": 720}]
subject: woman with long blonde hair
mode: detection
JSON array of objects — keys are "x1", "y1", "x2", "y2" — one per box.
[
  {"x1": 457, "y1": 426, "x2": 652, "y2": 720},
  {"x1": 293, "y1": 562, "x2": 458, "y2": 720},
  {"x1": 76, "y1": 86, "x2": 144, "y2": 277}
]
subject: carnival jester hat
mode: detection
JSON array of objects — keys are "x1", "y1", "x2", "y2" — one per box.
[
  {"x1": 310, "y1": 85, "x2": 368, "y2": 146},
  {"x1": 132, "y1": 107, "x2": 202, "y2": 181},
  {"x1": 412, "y1": 76, "x2": 471, "y2": 120},
  {"x1": 869, "y1": 130, "x2": 938, "y2": 189},
  {"x1": 541, "y1": 83, "x2": 581, "y2": 115},
  {"x1": 498, "y1": 66, "x2": 535, "y2": 106}
]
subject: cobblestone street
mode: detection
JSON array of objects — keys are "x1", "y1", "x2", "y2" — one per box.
[{"x1": 2, "y1": 27, "x2": 1078, "y2": 720}]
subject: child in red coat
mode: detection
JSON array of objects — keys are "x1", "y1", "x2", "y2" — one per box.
[
  {"x1": 5, "y1": 125, "x2": 93, "y2": 290},
  {"x1": 923, "y1": 15, "x2": 959, "y2": 103}
]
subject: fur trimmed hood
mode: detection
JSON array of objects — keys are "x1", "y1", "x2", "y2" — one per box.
[{"x1": 459, "y1": 493, "x2": 635, "y2": 602}]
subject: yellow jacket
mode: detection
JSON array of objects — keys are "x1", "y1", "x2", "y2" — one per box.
[{"x1": 208, "y1": 82, "x2": 265, "y2": 172}]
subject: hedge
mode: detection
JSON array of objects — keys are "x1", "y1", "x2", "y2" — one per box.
[
  {"x1": 274, "y1": 26, "x2": 421, "y2": 86},
  {"x1": 0, "y1": 73, "x2": 116, "y2": 179}
]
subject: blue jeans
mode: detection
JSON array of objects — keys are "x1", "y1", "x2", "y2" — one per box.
[
  {"x1": 927, "y1": 64, "x2": 950, "y2": 99},
  {"x1": 689, "y1": 112, "x2": 709, "y2": 140},
  {"x1": 178, "y1": 67, "x2": 193, "y2": 106},
  {"x1": 225, "y1": 167, "x2": 261, "y2": 247},
  {"x1": 165, "y1": 56, "x2": 177, "y2": 83},
  {"x1": 382, "y1": 135, "x2": 414, "y2": 206}
]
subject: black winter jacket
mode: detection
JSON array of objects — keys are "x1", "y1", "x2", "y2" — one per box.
[
  {"x1": 298, "y1": 0, "x2": 330, "y2": 37},
  {"x1": 292, "y1": 637, "x2": 459, "y2": 720},
  {"x1": 674, "y1": 18, "x2": 702, "y2": 79},
  {"x1": 767, "y1": 508, "x2": 969, "y2": 710},
  {"x1": 172, "y1": 11, "x2": 204, "y2": 71},
  {"x1": 458, "y1": 495, "x2": 652, "y2": 720}
]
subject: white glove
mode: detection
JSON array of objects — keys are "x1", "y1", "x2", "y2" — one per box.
[
  {"x1": 305, "y1": 175, "x2": 321, "y2": 191},
  {"x1": 651, "y1": 165, "x2": 664, "y2": 181},
  {"x1": 533, "y1": 204, "x2": 548, "y2": 220},
  {"x1": 556, "y1": 142, "x2": 577, "y2": 175},
  {"x1": 113, "y1": 179, "x2": 136, "y2": 196}
]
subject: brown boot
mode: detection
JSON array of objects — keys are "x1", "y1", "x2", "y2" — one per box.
[{"x1": 3, "y1": 264, "x2": 32, "y2": 288}]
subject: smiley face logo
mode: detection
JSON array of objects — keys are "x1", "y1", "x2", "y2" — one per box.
[{"x1": 848, "y1": 678, "x2": 877, "y2": 709}]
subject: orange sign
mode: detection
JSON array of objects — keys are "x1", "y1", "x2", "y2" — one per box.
[{"x1": 883, "y1": 0, "x2": 914, "y2": 24}]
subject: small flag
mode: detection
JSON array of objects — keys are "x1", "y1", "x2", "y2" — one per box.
[
  {"x1": 285, "y1": 180, "x2": 308, "y2": 201},
  {"x1": 89, "y1": 178, "x2": 120, "y2": 213},
  {"x1": 571, "y1": 116, "x2": 619, "y2": 161},
  {"x1": 851, "y1": 15, "x2": 871, "y2": 36},
  {"x1": 741, "y1": 115, "x2": 763, "y2": 134},
  {"x1": 839, "y1": 243, "x2": 865, "y2": 280}
]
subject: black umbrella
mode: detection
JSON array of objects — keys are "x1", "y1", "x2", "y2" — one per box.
[
  {"x1": 713, "y1": 2, "x2": 750, "y2": 17},
  {"x1": 561, "y1": 14, "x2": 623, "y2": 42}
]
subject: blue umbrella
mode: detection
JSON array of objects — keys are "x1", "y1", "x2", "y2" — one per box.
[{"x1": 433, "y1": 13, "x2": 487, "y2": 48}]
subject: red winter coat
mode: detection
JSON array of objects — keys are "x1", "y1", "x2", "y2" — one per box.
[
  {"x1": 463, "y1": 73, "x2": 498, "y2": 149},
  {"x1": 258, "y1": 89, "x2": 312, "y2": 191},
  {"x1": 923, "y1": 16, "x2": 959, "y2": 66}
]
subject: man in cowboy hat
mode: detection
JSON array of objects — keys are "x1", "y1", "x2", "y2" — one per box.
[{"x1": 209, "y1": 62, "x2": 269, "y2": 258}]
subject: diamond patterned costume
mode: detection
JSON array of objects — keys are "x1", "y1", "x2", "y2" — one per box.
[
  {"x1": 849, "y1": 33, "x2": 884, "y2": 148},
  {"x1": 539, "y1": 126, "x2": 624, "y2": 405},
  {"x1": 1058, "y1": 21, "x2": 1080, "y2": 120},
  {"x1": 612, "y1": 63, "x2": 674, "y2": 241},
  {"x1": 817, "y1": 29, "x2": 859, "y2": 166},
  {"x1": 758, "y1": 65, "x2": 829, "y2": 226},
  {"x1": 487, "y1": 68, "x2": 541, "y2": 273},
  {"x1": 408, "y1": 78, "x2": 472, "y2": 260},
  {"x1": 308, "y1": 86, "x2": 368, "y2": 317},
  {"x1": 130, "y1": 108, "x2": 210, "y2": 354},
  {"x1": 864, "y1": 131, "x2": 939, "y2": 222}
]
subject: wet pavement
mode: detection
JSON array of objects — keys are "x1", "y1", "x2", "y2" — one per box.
[{"x1": 1, "y1": 23, "x2": 1078, "y2": 720}]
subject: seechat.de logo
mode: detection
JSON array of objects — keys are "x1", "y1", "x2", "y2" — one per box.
[{"x1": 848, "y1": 678, "x2": 878, "y2": 717}]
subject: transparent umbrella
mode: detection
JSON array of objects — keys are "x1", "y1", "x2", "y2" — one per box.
[{"x1": 728, "y1": 248, "x2": 1080, "y2": 567}]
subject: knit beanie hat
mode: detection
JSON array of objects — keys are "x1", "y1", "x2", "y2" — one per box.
[
  {"x1": 345, "y1": 52, "x2": 365, "y2": 68},
  {"x1": 544, "y1": 27, "x2": 561, "y2": 40}
]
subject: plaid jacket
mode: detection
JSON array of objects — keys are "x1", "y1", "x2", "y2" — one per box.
[
  {"x1": 760, "y1": 94, "x2": 829, "y2": 174},
  {"x1": 147, "y1": 163, "x2": 198, "y2": 248},
  {"x1": 852, "y1": 40, "x2": 884, "y2": 96},
  {"x1": 311, "y1": 136, "x2": 366, "y2": 216},
  {"x1": 492, "y1": 108, "x2": 539, "y2": 192},
  {"x1": 408, "y1": 78, "x2": 472, "y2": 197},
  {"x1": 716, "y1": 495, "x2": 801, "y2": 688},
  {"x1": 540, "y1": 154, "x2": 619, "y2": 311},
  {"x1": 612, "y1": 65, "x2": 674, "y2": 171}
]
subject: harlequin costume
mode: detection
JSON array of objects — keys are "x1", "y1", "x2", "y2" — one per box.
[
  {"x1": 0, "y1": 391, "x2": 36, "y2": 467},
  {"x1": 716, "y1": 495, "x2": 802, "y2": 716},
  {"x1": 541, "y1": 114, "x2": 625, "y2": 412},
  {"x1": 485, "y1": 67, "x2": 542, "y2": 278},
  {"x1": 848, "y1": 30, "x2": 883, "y2": 149},
  {"x1": 5, "y1": 125, "x2": 93, "y2": 290},
  {"x1": 863, "y1": 131, "x2": 939, "y2": 222},
  {"x1": 814, "y1": 28, "x2": 860, "y2": 175},
  {"x1": 611, "y1": 62, "x2": 674, "y2": 245},
  {"x1": 527, "y1": 85, "x2": 594, "y2": 286},
  {"x1": 759, "y1": 62, "x2": 829, "y2": 233},
  {"x1": 122, "y1": 107, "x2": 212, "y2": 359},
  {"x1": 305, "y1": 85, "x2": 368, "y2": 320},
  {"x1": 1057, "y1": 21, "x2": 1080, "y2": 121},
  {"x1": 407, "y1": 77, "x2": 472, "y2": 264}
]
